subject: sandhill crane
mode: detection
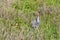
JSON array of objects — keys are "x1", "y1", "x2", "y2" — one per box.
[{"x1": 31, "y1": 12, "x2": 40, "y2": 28}]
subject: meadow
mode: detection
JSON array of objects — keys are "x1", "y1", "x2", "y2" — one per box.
[{"x1": 0, "y1": 0, "x2": 60, "y2": 40}]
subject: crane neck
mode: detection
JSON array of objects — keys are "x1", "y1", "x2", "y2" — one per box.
[{"x1": 36, "y1": 16, "x2": 40, "y2": 23}]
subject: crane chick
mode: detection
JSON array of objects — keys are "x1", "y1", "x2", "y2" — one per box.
[{"x1": 31, "y1": 12, "x2": 40, "y2": 28}]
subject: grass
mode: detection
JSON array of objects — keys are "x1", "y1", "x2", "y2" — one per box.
[{"x1": 0, "y1": 0, "x2": 60, "y2": 40}]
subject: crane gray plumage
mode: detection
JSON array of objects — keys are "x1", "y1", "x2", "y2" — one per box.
[{"x1": 31, "y1": 12, "x2": 40, "y2": 28}]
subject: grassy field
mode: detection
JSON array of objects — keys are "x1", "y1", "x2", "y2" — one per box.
[{"x1": 0, "y1": 0, "x2": 60, "y2": 40}]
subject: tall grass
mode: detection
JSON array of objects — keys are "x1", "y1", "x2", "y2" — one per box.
[{"x1": 0, "y1": 0, "x2": 60, "y2": 40}]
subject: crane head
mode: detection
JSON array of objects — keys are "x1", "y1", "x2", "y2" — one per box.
[{"x1": 35, "y1": 11, "x2": 40, "y2": 16}]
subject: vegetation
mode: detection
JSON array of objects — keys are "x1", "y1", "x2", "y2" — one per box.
[{"x1": 0, "y1": 0, "x2": 60, "y2": 40}]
